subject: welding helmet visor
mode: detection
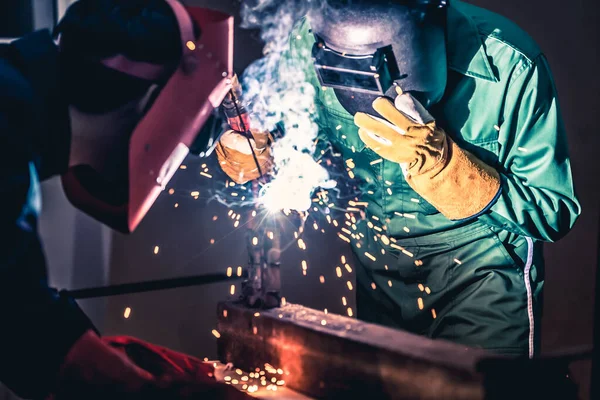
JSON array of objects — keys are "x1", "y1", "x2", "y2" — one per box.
[
  {"x1": 61, "y1": 0, "x2": 233, "y2": 233},
  {"x1": 309, "y1": 0, "x2": 448, "y2": 112}
]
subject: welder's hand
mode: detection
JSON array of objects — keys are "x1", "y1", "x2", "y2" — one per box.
[
  {"x1": 51, "y1": 333, "x2": 251, "y2": 400},
  {"x1": 216, "y1": 130, "x2": 273, "y2": 184},
  {"x1": 355, "y1": 93, "x2": 501, "y2": 220},
  {"x1": 52, "y1": 330, "x2": 155, "y2": 397}
]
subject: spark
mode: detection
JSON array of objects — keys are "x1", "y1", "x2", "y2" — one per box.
[
  {"x1": 301, "y1": 260, "x2": 308, "y2": 271},
  {"x1": 415, "y1": 260, "x2": 423, "y2": 266},
  {"x1": 371, "y1": 282, "x2": 377, "y2": 290},
  {"x1": 418, "y1": 298, "x2": 424, "y2": 310},
  {"x1": 344, "y1": 264, "x2": 353, "y2": 273},
  {"x1": 333, "y1": 220, "x2": 339, "y2": 227},
  {"x1": 404, "y1": 213, "x2": 416, "y2": 219},
  {"x1": 168, "y1": 188, "x2": 175, "y2": 195},
  {"x1": 403, "y1": 227, "x2": 411, "y2": 233},
  {"x1": 153, "y1": 246, "x2": 160, "y2": 255},
  {"x1": 364, "y1": 252, "x2": 376, "y2": 262},
  {"x1": 321, "y1": 320, "x2": 327, "y2": 326},
  {"x1": 370, "y1": 158, "x2": 383, "y2": 165},
  {"x1": 425, "y1": 287, "x2": 431, "y2": 294},
  {"x1": 254, "y1": 312, "x2": 260, "y2": 317},
  {"x1": 212, "y1": 215, "x2": 218, "y2": 221},
  {"x1": 348, "y1": 170, "x2": 355, "y2": 179},
  {"x1": 372, "y1": 215, "x2": 380, "y2": 221},
  {"x1": 410, "y1": 198, "x2": 420, "y2": 203},
  {"x1": 347, "y1": 281, "x2": 353, "y2": 291},
  {"x1": 338, "y1": 233, "x2": 351, "y2": 243},
  {"x1": 341, "y1": 255, "x2": 346, "y2": 264},
  {"x1": 432, "y1": 309, "x2": 437, "y2": 319},
  {"x1": 234, "y1": 221, "x2": 240, "y2": 228},
  {"x1": 200, "y1": 172, "x2": 213, "y2": 178},
  {"x1": 347, "y1": 308, "x2": 354, "y2": 317},
  {"x1": 210, "y1": 239, "x2": 215, "y2": 244},
  {"x1": 180, "y1": 165, "x2": 187, "y2": 170},
  {"x1": 518, "y1": 147, "x2": 529, "y2": 152},
  {"x1": 230, "y1": 285, "x2": 236, "y2": 295},
  {"x1": 454, "y1": 258, "x2": 463, "y2": 265},
  {"x1": 237, "y1": 266, "x2": 243, "y2": 276},
  {"x1": 191, "y1": 191, "x2": 200, "y2": 197},
  {"x1": 385, "y1": 265, "x2": 389, "y2": 270},
  {"x1": 342, "y1": 296, "x2": 347, "y2": 306},
  {"x1": 227, "y1": 267, "x2": 233, "y2": 277},
  {"x1": 124, "y1": 307, "x2": 131, "y2": 319},
  {"x1": 268, "y1": 231, "x2": 274, "y2": 240},
  {"x1": 394, "y1": 211, "x2": 403, "y2": 217},
  {"x1": 381, "y1": 235, "x2": 390, "y2": 245},
  {"x1": 324, "y1": 309, "x2": 328, "y2": 314},
  {"x1": 418, "y1": 284, "x2": 425, "y2": 291},
  {"x1": 319, "y1": 275, "x2": 325, "y2": 283},
  {"x1": 212, "y1": 330, "x2": 221, "y2": 338},
  {"x1": 223, "y1": 310, "x2": 228, "y2": 318},
  {"x1": 367, "y1": 221, "x2": 374, "y2": 228},
  {"x1": 252, "y1": 237, "x2": 259, "y2": 246},
  {"x1": 253, "y1": 327, "x2": 258, "y2": 335},
  {"x1": 281, "y1": 297, "x2": 287, "y2": 306},
  {"x1": 387, "y1": 188, "x2": 393, "y2": 195},
  {"x1": 494, "y1": 124, "x2": 501, "y2": 131},
  {"x1": 342, "y1": 227, "x2": 352, "y2": 235},
  {"x1": 336, "y1": 267, "x2": 342, "y2": 278},
  {"x1": 388, "y1": 280, "x2": 392, "y2": 287},
  {"x1": 174, "y1": 203, "x2": 179, "y2": 208},
  {"x1": 313, "y1": 222, "x2": 319, "y2": 230}
]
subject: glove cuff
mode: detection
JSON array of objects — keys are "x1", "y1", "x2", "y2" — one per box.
[{"x1": 408, "y1": 138, "x2": 501, "y2": 220}]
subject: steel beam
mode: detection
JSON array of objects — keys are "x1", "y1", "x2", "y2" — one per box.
[{"x1": 217, "y1": 301, "x2": 578, "y2": 400}]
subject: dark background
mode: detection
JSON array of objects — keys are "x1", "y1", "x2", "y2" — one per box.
[{"x1": 1, "y1": 0, "x2": 599, "y2": 399}]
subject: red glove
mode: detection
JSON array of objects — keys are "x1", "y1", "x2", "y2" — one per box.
[{"x1": 50, "y1": 332, "x2": 250, "y2": 400}]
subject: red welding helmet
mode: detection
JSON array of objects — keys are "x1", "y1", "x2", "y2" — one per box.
[{"x1": 61, "y1": 0, "x2": 233, "y2": 233}]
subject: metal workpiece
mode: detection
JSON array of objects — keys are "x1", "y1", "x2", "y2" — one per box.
[
  {"x1": 217, "y1": 302, "x2": 578, "y2": 400},
  {"x1": 241, "y1": 212, "x2": 282, "y2": 309}
]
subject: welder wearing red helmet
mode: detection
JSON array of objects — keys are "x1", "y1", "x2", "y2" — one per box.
[{"x1": 0, "y1": 0, "x2": 247, "y2": 398}]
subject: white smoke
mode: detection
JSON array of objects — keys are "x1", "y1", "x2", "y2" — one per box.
[{"x1": 239, "y1": 0, "x2": 336, "y2": 212}]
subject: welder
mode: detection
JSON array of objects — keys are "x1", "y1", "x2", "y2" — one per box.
[
  {"x1": 0, "y1": 0, "x2": 247, "y2": 399},
  {"x1": 216, "y1": 0, "x2": 581, "y2": 357}
]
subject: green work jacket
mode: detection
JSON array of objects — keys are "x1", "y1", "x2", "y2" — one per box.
[{"x1": 285, "y1": 0, "x2": 581, "y2": 354}]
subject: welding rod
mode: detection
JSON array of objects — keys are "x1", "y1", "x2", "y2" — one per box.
[{"x1": 61, "y1": 272, "x2": 247, "y2": 300}]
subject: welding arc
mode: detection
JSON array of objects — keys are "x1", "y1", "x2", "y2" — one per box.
[
  {"x1": 228, "y1": 88, "x2": 265, "y2": 181},
  {"x1": 62, "y1": 272, "x2": 247, "y2": 299}
]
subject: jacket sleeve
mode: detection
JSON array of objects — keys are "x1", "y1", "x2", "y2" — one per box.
[
  {"x1": 0, "y1": 109, "x2": 94, "y2": 398},
  {"x1": 478, "y1": 54, "x2": 581, "y2": 242}
]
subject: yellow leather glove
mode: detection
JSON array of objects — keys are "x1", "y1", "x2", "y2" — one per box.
[
  {"x1": 215, "y1": 130, "x2": 273, "y2": 184},
  {"x1": 354, "y1": 93, "x2": 501, "y2": 220}
]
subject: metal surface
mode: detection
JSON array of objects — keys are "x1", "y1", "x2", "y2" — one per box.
[{"x1": 217, "y1": 301, "x2": 578, "y2": 400}]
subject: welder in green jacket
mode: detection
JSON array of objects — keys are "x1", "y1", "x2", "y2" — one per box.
[{"x1": 216, "y1": 0, "x2": 581, "y2": 357}]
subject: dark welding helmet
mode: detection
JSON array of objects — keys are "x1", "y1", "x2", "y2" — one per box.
[
  {"x1": 60, "y1": 0, "x2": 234, "y2": 233},
  {"x1": 309, "y1": 0, "x2": 448, "y2": 114}
]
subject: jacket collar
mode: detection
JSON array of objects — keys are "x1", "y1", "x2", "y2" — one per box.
[
  {"x1": 446, "y1": 2, "x2": 499, "y2": 82},
  {"x1": 9, "y1": 30, "x2": 72, "y2": 180}
]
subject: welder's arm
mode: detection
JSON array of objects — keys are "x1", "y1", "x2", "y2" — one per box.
[
  {"x1": 477, "y1": 54, "x2": 581, "y2": 242},
  {"x1": 0, "y1": 114, "x2": 95, "y2": 399}
]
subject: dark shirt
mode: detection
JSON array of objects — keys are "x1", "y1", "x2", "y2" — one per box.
[{"x1": 0, "y1": 30, "x2": 94, "y2": 399}]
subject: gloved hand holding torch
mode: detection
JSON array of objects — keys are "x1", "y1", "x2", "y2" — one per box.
[
  {"x1": 355, "y1": 90, "x2": 501, "y2": 220},
  {"x1": 216, "y1": 75, "x2": 274, "y2": 184}
]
